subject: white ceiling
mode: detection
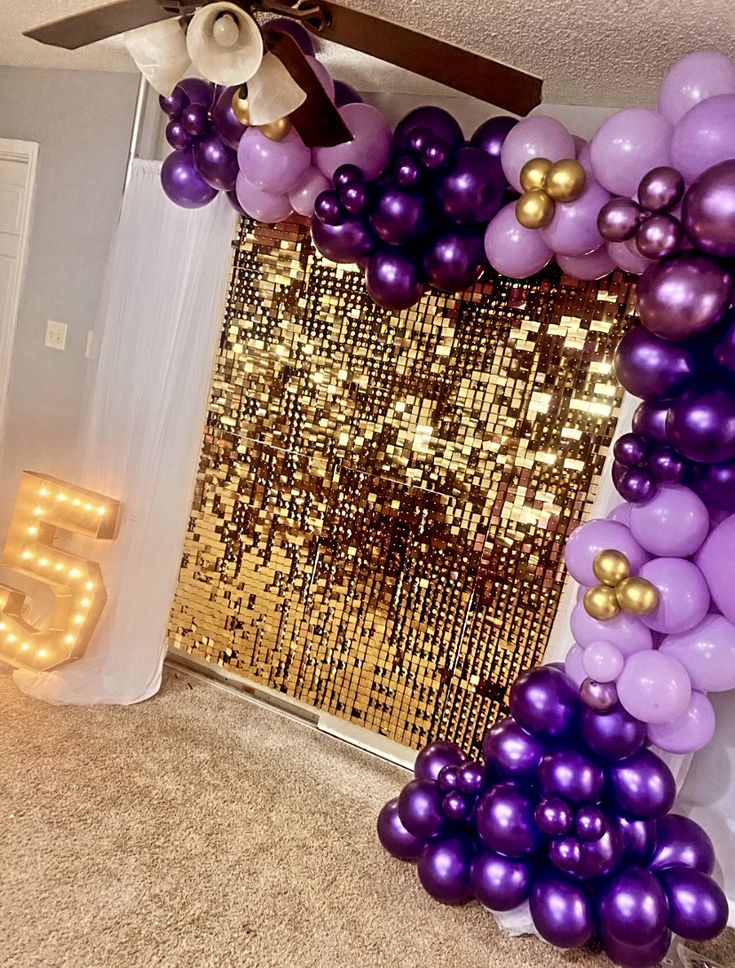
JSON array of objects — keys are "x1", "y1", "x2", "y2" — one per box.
[{"x1": 2, "y1": 0, "x2": 734, "y2": 107}]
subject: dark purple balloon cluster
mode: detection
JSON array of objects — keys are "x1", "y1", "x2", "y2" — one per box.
[
  {"x1": 377, "y1": 665, "x2": 728, "y2": 968},
  {"x1": 311, "y1": 106, "x2": 511, "y2": 311},
  {"x1": 159, "y1": 78, "x2": 245, "y2": 211}
]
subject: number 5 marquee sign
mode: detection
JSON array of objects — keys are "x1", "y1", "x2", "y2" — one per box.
[{"x1": 0, "y1": 471, "x2": 121, "y2": 671}]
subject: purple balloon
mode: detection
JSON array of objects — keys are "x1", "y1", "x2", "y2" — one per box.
[
  {"x1": 442, "y1": 790, "x2": 470, "y2": 822},
  {"x1": 682, "y1": 159, "x2": 735, "y2": 257},
  {"x1": 619, "y1": 816, "x2": 657, "y2": 864},
  {"x1": 397, "y1": 779, "x2": 445, "y2": 838},
  {"x1": 370, "y1": 184, "x2": 428, "y2": 245},
  {"x1": 365, "y1": 249, "x2": 426, "y2": 311},
  {"x1": 564, "y1": 518, "x2": 649, "y2": 587},
  {"x1": 193, "y1": 134, "x2": 238, "y2": 191},
  {"x1": 571, "y1": 604, "x2": 653, "y2": 656},
  {"x1": 484, "y1": 203, "x2": 553, "y2": 278},
  {"x1": 659, "y1": 51, "x2": 735, "y2": 124},
  {"x1": 591, "y1": 109, "x2": 672, "y2": 197},
  {"x1": 415, "y1": 740, "x2": 467, "y2": 782},
  {"x1": 501, "y1": 116, "x2": 576, "y2": 192},
  {"x1": 609, "y1": 749, "x2": 676, "y2": 820},
  {"x1": 470, "y1": 116, "x2": 518, "y2": 159},
  {"x1": 340, "y1": 180, "x2": 370, "y2": 216},
  {"x1": 470, "y1": 850, "x2": 533, "y2": 910},
  {"x1": 483, "y1": 718, "x2": 546, "y2": 778},
  {"x1": 530, "y1": 873, "x2": 594, "y2": 948},
  {"x1": 456, "y1": 762, "x2": 485, "y2": 796},
  {"x1": 639, "y1": 557, "x2": 710, "y2": 634},
  {"x1": 628, "y1": 484, "x2": 709, "y2": 557},
  {"x1": 417, "y1": 834, "x2": 474, "y2": 904},
  {"x1": 311, "y1": 216, "x2": 374, "y2": 264},
  {"x1": 235, "y1": 173, "x2": 292, "y2": 223},
  {"x1": 393, "y1": 106, "x2": 464, "y2": 155},
  {"x1": 636, "y1": 253, "x2": 733, "y2": 342},
  {"x1": 377, "y1": 797, "x2": 425, "y2": 859},
  {"x1": 535, "y1": 797, "x2": 574, "y2": 837},
  {"x1": 636, "y1": 213, "x2": 683, "y2": 259},
  {"x1": 697, "y1": 514, "x2": 735, "y2": 623},
  {"x1": 580, "y1": 677, "x2": 620, "y2": 712},
  {"x1": 314, "y1": 104, "x2": 392, "y2": 182},
  {"x1": 423, "y1": 230, "x2": 486, "y2": 293},
  {"x1": 211, "y1": 85, "x2": 248, "y2": 150},
  {"x1": 509, "y1": 666, "x2": 579, "y2": 740},
  {"x1": 238, "y1": 127, "x2": 311, "y2": 195},
  {"x1": 265, "y1": 17, "x2": 316, "y2": 55},
  {"x1": 178, "y1": 77, "x2": 215, "y2": 108},
  {"x1": 649, "y1": 814, "x2": 715, "y2": 874},
  {"x1": 712, "y1": 309, "x2": 735, "y2": 374},
  {"x1": 161, "y1": 149, "x2": 218, "y2": 209},
  {"x1": 226, "y1": 189, "x2": 245, "y2": 216},
  {"x1": 549, "y1": 836, "x2": 583, "y2": 874},
  {"x1": 575, "y1": 805, "x2": 607, "y2": 842},
  {"x1": 159, "y1": 86, "x2": 189, "y2": 118},
  {"x1": 540, "y1": 178, "x2": 611, "y2": 256},
  {"x1": 608, "y1": 502, "x2": 632, "y2": 525},
  {"x1": 576, "y1": 822, "x2": 626, "y2": 879},
  {"x1": 633, "y1": 399, "x2": 671, "y2": 444},
  {"x1": 614, "y1": 432, "x2": 650, "y2": 467},
  {"x1": 393, "y1": 154, "x2": 422, "y2": 190},
  {"x1": 581, "y1": 704, "x2": 647, "y2": 761},
  {"x1": 599, "y1": 867, "x2": 670, "y2": 946},
  {"x1": 539, "y1": 750, "x2": 604, "y2": 804},
  {"x1": 438, "y1": 765, "x2": 461, "y2": 792},
  {"x1": 565, "y1": 643, "x2": 587, "y2": 687},
  {"x1": 181, "y1": 102, "x2": 210, "y2": 138},
  {"x1": 690, "y1": 457, "x2": 735, "y2": 512},
  {"x1": 657, "y1": 867, "x2": 728, "y2": 942},
  {"x1": 614, "y1": 465, "x2": 657, "y2": 504},
  {"x1": 647, "y1": 690, "x2": 716, "y2": 753},
  {"x1": 420, "y1": 137, "x2": 452, "y2": 172},
  {"x1": 314, "y1": 190, "x2": 344, "y2": 225},
  {"x1": 289, "y1": 167, "x2": 331, "y2": 217},
  {"x1": 438, "y1": 148, "x2": 506, "y2": 225},
  {"x1": 165, "y1": 119, "x2": 193, "y2": 151},
  {"x1": 475, "y1": 782, "x2": 541, "y2": 858},
  {"x1": 608, "y1": 239, "x2": 654, "y2": 274},
  {"x1": 672, "y1": 93, "x2": 735, "y2": 182},
  {"x1": 601, "y1": 927, "x2": 672, "y2": 968},
  {"x1": 305, "y1": 56, "x2": 335, "y2": 100},
  {"x1": 557, "y1": 245, "x2": 616, "y2": 281},
  {"x1": 333, "y1": 80, "x2": 363, "y2": 107},
  {"x1": 649, "y1": 446, "x2": 686, "y2": 483},
  {"x1": 668, "y1": 386, "x2": 735, "y2": 464},
  {"x1": 583, "y1": 641, "x2": 625, "y2": 685},
  {"x1": 638, "y1": 166, "x2": 685, "y2": 212},
  {"x1": 598, "y1": 197, "x2": 643, "y2": 242}
]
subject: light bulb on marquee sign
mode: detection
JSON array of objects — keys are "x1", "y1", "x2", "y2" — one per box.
[{"x1": 0, "y1": 471, "x2": 121, "y2": 672}]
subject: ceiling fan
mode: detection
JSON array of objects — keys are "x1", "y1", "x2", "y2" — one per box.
[{"x1": 25, "y1": 0, "x2": 543, "y2": 146}]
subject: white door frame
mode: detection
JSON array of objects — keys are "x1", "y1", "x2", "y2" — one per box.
[{"x1": 0, "y1": 138, "x2": 39, "y2": 459}]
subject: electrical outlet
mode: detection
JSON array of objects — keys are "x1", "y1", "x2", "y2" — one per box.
[{"x1": 45, "y1": 320, "x2": 67, "y2": 351}]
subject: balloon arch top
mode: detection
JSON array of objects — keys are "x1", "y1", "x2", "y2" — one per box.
[{"x1": 155, "y1": 35, "x2": 735, "y2": 968}]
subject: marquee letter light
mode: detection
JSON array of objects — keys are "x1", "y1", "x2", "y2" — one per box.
[{"x1": 0, "y1": 471, "x2": 121, "y2": 671}]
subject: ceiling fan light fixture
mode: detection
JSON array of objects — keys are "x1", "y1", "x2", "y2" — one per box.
[
  {"x1": 246, "y1": 51, "x2": 307, "y2": 126},
  {"x1": 186, "y1": 2, "x2": 264, "y2": 86},
  {"x1": 123, "y1": 18, "x2": 192, "y2": 97}
]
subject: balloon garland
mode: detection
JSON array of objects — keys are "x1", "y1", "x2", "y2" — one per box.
[{"x1": 154, "y1": 34, "x2": 735, "y2": 964}]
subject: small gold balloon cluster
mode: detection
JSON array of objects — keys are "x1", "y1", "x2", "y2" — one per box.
[
  {"x1": 583, "y1": 549, "x2": 659, "y2": 621},
  {"x1": 515, "y1": 157, "x2": 587, "y2": 230},
  {"x1": 231, "y1": 85, "x2": 292, "y2": 141}
]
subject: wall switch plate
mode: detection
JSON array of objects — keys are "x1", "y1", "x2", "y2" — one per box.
[{"x1": 45, "y1": 320, "x2": 67, "y2": 351}]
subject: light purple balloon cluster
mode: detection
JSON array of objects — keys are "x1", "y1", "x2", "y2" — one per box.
[
  {"x1": 564, "y1": 488, "x2": 735, "y2": 754},
  {"x1": 377, "y1": 665, "x2": 728, "y2": 967}
]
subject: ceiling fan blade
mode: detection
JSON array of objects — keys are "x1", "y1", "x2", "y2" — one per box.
[
  {"x1": 264, "y1": 28, "x2": 352, "y2": 147},
  {"x1": 23, "y1": 0, "x2": 194, "y2": 50},
  {"x1": 295, "y1": 1, "x2": 543, "y2": 116}
]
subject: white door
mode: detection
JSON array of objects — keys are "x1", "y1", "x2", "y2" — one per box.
[{"x1": 0, "y1": 139, "x2": 38, "y2": 459}]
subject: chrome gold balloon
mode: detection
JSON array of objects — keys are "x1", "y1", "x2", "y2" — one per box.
[
  {"x1": 583, "y1": 584, "x2": 621, "y2": 621},
  {"x1": 592, "y1": 549, "x2": 631, "y2": 587},
  {"x1": 520, "y1": 157, "x2": 552, "y2": 193},
  {"x1": 616, "y1": 577, "x2": 659, "y2": 616},
  {"x1": 545, "y1": 159, "x2": 587, "y2": 203},
  {"x1": 259, "y1": 117, "x2": 292, "y2": 141},
  {"x1": 231, "y1": 87, "x2": 251, "y2": 125},
  {"x1": 516, "y1": 189, "x2": 555, "y2": 230}
]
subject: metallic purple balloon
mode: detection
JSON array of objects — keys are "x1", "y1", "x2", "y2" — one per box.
[
  {"x1": 226, "y1": 189, "x2": 245, "y2": 216},
  {"x1": 576, "y1": 805, "x2": 607, "y2": 842},
  {"x1": 314, "y1": 190, "x2": 344, "y2": 225},
  {"x1": 635, "y1": 213, "x2": 683, "y2": 259},
  {"x1": 333, "y1": 80, "x2": 363, "y2": 107},
  {"x1": 690, "y1": 457, "x2": 735, "y2": 511},
  {"x1": 619, "y1": 816, "x2": 657, "y2": 864},
  {"x1": 470, "y1": 850, "x2": 534, "y2": 910},
  {"x1": 193, "y1": 134, "x2": 238, "y2": 191},
  {"x1": 599, "y1": 866, "x2": 670, "y2": 947},
  {"x1": 265, "y1": 17, "x2": 316, "y2": 55},
  {"x1": 580, "y1": 679, "x2": 620, "y2": 715},
  {"x1": 614, "y1": 466, "x2": 656, "y2": 504},
  {"x1": 598, "y1": 197, "x2": 643, "y2": 242},
  {"x1": 658, "y1": 867, "x2": 729, "y2": 941},
  {"x1": 601, "y1": 927, "x2": 672, "y2": 968},
  {"x1": 178, "y1": 77, "x2": 215, "y2": 108},
  {"x1": 576, "y1": 821, "x2": 626, "y2": 879},
  {"x1": 475, "y1": 782, "x2": 541, "y2": 857},
  {"x1": 614, "y1": 432, "x2": 650, "y2": 467},
  {"x1": 638, "y1": 166, "x2": 685, "y2": 213},
  {"x1": 633, "y1": 399, "x2": 671, "y2": 444},
  {"x1": 712, "y1": 308, "x2": 735, "y2": 374},
  {"x1": 438, "y1": 148, "x2": 506, "y2": 224},
  {"x1": 377, "y1": 797, "x2": 425, "y2": 859},
  {"x1": 393, "y1": 106, "x2": 464, "y2": 154},
  {"x1": 442, "y1": 790, "x2": 470, "y2": 822},
  {"x1": 423, "y1": 230, "x2": 486, "y2": 293},
  {"x1": 311, "y1": 217, "x2": 374, "y2": 264},
  {"x1": 211, "y1": 85, "x2": 248, "y2": 150},
  {"x1": 509, "y1": 666, "x2": 579, "y2": 739},
  {"x1": 470, "y1": 116, "x2": 518, "y2": 159},
  {"x1": 482, "y1": 718, "x2": 546, "y2": 778},
  {"x1": 421, "y1": 137, "x2": 451, "y2": 172},
  {"x1": 365, "y1": 249, "x2": 427, "y2": 311},
  {"x1": 549, "y1": 836, "x2": 583, "y2": 874},
  {"x1": 636, "y1": 254, "x2": 733, "y2": 342},
  {"x1": 613, "y1": 325, "x2": 699, "y2": 400},
  {"x1": 457, "y1": 762, "x2": 485, "y2": 796},
  {"x1": 393, "y1": 154, "x2": 422, "y2": 190},
  {"x1": 159, "y1": 86, "x2": 189, "y2": 118},
  {"x1": 181, "y1": 102, "x2": 210, "y2": 138},
  {"x1": 581, "y1": 705, "x2": 647, "y2": 761},
  {"x1": 539, "y1": 749, "x2": 605, "y2": 804},
  {"x1": 609, "y1": 749, "x2": 676, "y2": 820},
  {"x1": 166, "y1": 119, "x2": 193, "y2": 151},
  {"x1": 397, "y1": 779, "x2": 445, "y2": 838},
  {"x1": 649, "y1": 814, "x2": 715, "y2": 874},
  {"x1": 414, "y1": 740, "x2": 467, "y2": 782},
  {"x1": 370, "y1": 184, "x2": 428, "y2": 245},
  {"x1": 682, "y1": 159, "x2": 735, "y2": 257},
  {"x1": 667, "y1": 386, "x2": 735, "y2": 463},
  {"x1": 161, "y1": 149, "x2": 218, "y2": 209},
  {"x1": 333, "y1": 164, "x2": 364, "y2": 190},
  {"x1": 535, "y1": 797, "x2": 574, "y2": 837},
  {"x1": 438, "y1": 764, "x2": 461, "y2": 792},
  {"x1": 649, "y1": 446, "x2": 687, "y2": 483},
  {"x1": 340, "y1": 181, "x2": 370, "y2": 216},
  {"x1": 530, "y1": 873, "x2": 594, "y2": 948},
  {"x1": 417, "y1": 834, "x2": 474, "y2": 904}
]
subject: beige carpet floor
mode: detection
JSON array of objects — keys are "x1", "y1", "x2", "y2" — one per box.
[{"x1": 0, "y1": 664, "x2": 733, "y2": 968}]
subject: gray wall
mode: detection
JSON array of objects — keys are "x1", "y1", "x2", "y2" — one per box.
[{"x1": 0, "y1": 67, "x2": 139, "y2": 540}]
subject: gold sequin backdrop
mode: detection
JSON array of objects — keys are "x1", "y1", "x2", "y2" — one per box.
[{"x1": 168, "y1": 215, "x2": 633, "y2": 758}]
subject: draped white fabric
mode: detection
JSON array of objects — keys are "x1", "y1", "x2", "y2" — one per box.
[{"x1": 13, "y1": 160, "x2": 234, "y2": 704}]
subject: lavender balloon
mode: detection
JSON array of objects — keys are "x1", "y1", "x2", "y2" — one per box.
[
  {"x1": 613, "y1": 326, "x2": 698, "y2": 400},
  {"x1": 682, "y1": 159, "x2": 735, "y2": 257},
  {"x1": 161, "y1": 149, "x2": 218, "y2": 209},
  {"x1": 235, "y1": 173, "x2": 292, "y2": 223},
  {"x1": 659, "y1": 51, "x2": 735, "y2": 124},
  {"x1": 482, "y1": 718, "x2": 545, "y2": 778},
  {"x1": 556, "y1": 246, "x2": 616, "y2": 281},
  {"x1": 607, "y1": 239, "x2": 653, "y2": 274},
  {"x1": 697, "y1": 514, "x2": 735, "y2": 623},
  {"x1": 571, "y1": 604, "x2": 653, "y2": 657},
  {"x1": 470, "y1": 851, "x2": 534, "y2": 910},
  {"x1": 530, "y1": 873, "x2": 594, "y2": 948},
  {"x1": 609, "y1": 749, "x2": 675, "y2": 820},
  {"x1": 582, "y1": 640, "x2": 624, "y2": 682},
  {"x1": 668, "y1": 386, "x2": 735, "y2": 463},
  {"x1": 377, "y1": 797, "x2": 425, "y2": 859},
  {"x1": 598, "y1": 197, "x2": 643, "y2": 242},
  {"x1": 540, "y1": 178, "x2": 610, "y2": 256},
  {"x1": 628, "y1": 484, "x2": 709, "y2": 557},
  {"x1": 636, "y1": 253, "x2": 732, "y2": 342},
  {"x1": 647, "y1": 690, "x2": 715, "y2": 753},
  {"x1": 470, "y1": 116, "x2": 518, "y2": 159},
  {"x1": 590, "y1": 108, "x2": 672, "y2": 197},
  {"x1": 484, "y1": 203, "x2": 553, "y2": 279},
  {"x1": 658, "y1": 867, "x2": 728, "y2": 942},
  {"x1": 365, "y1": 249, "x2": 426, "y2": 311},
  {"x1": 314, "y1": 103, "x2": 392, "y2": 182},
  {"x1": 581, "y1": 704, "x2": 647, "y2": 761},
  {"x1": 617, "y1": 650, "x2": 691, "y2": 725},
  {"x1": 417, "y1": 834, "x2": 474, "y2": 904},
  {"x1": 639, "y1": 557, "x2": 710, "y2": 635},
  {"x1": 500, "y1": 116, "x2": 575, "y2": 192},
  {"x1": 289, "y1": 167, "x2": 331, "y2": 217},
  {"x1": 564, "y1": 518, "x2": 649, "y2": 587},
  {"x1": 238, "y1": 127, "x2": 311, "y2": 195},
  {"x1": 193, "y1": 135, "x2": 238, "y2": 191},
  {"x1": 649, "y1": 814, "x2": 715, "y2": 874},
  {"x1": 671, "y1": 93, "x2": 735, "y2": 182}
]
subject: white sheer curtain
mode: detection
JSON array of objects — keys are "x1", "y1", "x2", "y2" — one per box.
[{"x1": 14, "y1": 160, "x2": 234, "y2": 704}]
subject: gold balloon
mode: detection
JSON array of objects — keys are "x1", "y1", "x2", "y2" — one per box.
[
  {"x1": 583, "y1": 584, "x2": 621, "y2": 621},
  {"x1": 259, "y1": 117, "x2": 292, "y2": 142},
  {"x1": 231, "y1": 89, "x2": 251, "y2": 126},
  {"x1": 592, "y1": 549, "x2": 631, "y2": 587},
  {"x1": 545, "y1": 159, "x2": 587, "y2": 203},
  {"x1": 616, "y1": 577, "x2": 659, "y2": 616},
  {"x1": 519, "y1": 157, "x2": 552, "y2": 192},
  {"x1": 515, "y1": 189, "x2": 555, "y2": 230}
]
